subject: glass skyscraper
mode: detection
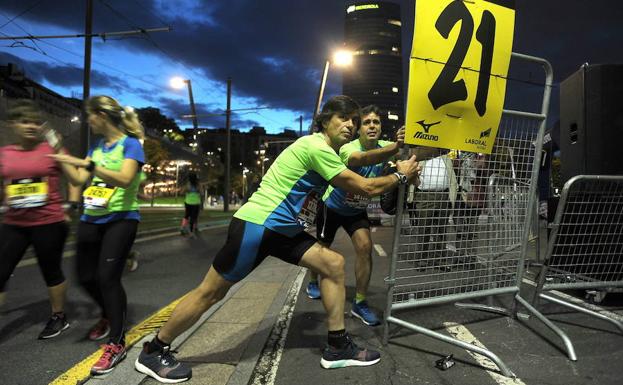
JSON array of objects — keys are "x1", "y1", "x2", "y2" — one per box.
[{"x1": 343, "y1": 1, "x2": 404, "y2": 140}]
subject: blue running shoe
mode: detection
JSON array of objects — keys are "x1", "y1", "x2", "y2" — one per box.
[
  {"x1": 351, "y1": 300, "x2": 380, "y2": 326},
  {"x1": 306, "y1": 281, "x2": 321, "y2": 300},
  {"x1": 320, "y1": 335, "x2": 381, "y2": 369}
]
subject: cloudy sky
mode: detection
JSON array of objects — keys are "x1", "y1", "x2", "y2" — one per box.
[{"x1": 1, "y1": 0, "x2": 622, "y2": 133}]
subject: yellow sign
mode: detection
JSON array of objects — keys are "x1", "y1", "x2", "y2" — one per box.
[{"x1": 405, "y1": 0, "x2": 515, "y2": 154}]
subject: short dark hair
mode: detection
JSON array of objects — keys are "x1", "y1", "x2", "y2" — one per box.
[
  {"x1": 7, "y1": 99, "x2": 43, "y2": 123},
  {"x1": 314, "y1": 95, "x2": 360, "y2": 132},
  {"x1": 360, "y1": 104, "x2": 382, "y2": 118},
  {"x1": 188, "y1": 172, "x2": 198, "y2": 186}
]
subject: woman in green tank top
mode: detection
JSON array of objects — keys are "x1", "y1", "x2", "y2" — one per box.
[{"x1": 181, "y1": 172, "x2": 203, "y2": 237}]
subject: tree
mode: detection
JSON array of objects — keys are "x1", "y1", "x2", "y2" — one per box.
[
  {"x1": 143, "y1": 138, "x2": 170, "y2": 206},
  {"x1": 136, "y1": 107, "x2": 184, "y2": 142}
]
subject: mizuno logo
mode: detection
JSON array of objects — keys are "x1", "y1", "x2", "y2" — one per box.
[
  {"x1": 416, "y1": 120, "x2": 441, "y2": 133},
  {"x1": 480, "y1": 128, "x2": 491, "y2": 138}
]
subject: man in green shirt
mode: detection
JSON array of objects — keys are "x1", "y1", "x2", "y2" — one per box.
[
  {"x1": 136, "y1": 96, "x2": 420, "y2": 383},
  {"x1": 306, "y1": 105, "x2": 403, "y2": 327}
]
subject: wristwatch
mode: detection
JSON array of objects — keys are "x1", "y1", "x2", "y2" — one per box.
[
  {"x1": 85, "y1": 160, "x2": 96, "y2": 173},
  {"x1": 393, "y1": 171, "x2": 408, "y2": 185}
]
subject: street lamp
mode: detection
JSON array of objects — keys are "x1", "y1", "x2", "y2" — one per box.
[
  {"x1": 254, "y1": 147, "x2": 267, "y2": 176},
  {"x1": 170, "y1": 76, "x2": 199, "y2": 133},
  {"x1": 311, "y1": 49, "x2": 353, "y2": 132},
  {"x1": 242, "y1": 167, "x2": 249, "y2": 200}
]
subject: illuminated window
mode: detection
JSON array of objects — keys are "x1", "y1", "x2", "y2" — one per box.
[
  {"x1": 373, "y1": 91, "x2": 379, "y2": 95},
  {"x1": 388, "y1": 113, "x2": 399, "y2": 121},
  {"x1": 392, "y1": 87, "x2": 399, "y2": 93},
  {"x1": 368, "y1": 49, "x2": 380, "y2": 55},
  {"x1": 388, "y1": 19, "x2": 401, "y2": 27},
  {"x1": 392, "y1": 47, "x2": 398, "y2": 52}
]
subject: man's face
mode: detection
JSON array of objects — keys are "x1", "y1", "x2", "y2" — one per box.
[
  {"x1": 323, "y1": 112, "x2": 359, "y2": 147},
  {"x1": 359, "y1": 112, "x2": 381, "y2": 141}
]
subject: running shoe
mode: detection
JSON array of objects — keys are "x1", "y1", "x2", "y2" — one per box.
[
  {"x1": 351, "y1": 300, "x2": 381, "y2": 326},
  {"x1": 88, "y1": 318, "x2": 110, "y2": 341},
  {"x1": 320, "y1": 335, "x2": 381, "y2": 369},
  {"x1": 306, "y1": 281, "x2": 321, "y2": 300},
  {"x1": 91, "y1": 342, "x2": 126, "y2": 375},
  {"x1": 135, "y1": 342, "x2": 192, "y2": 383},
  {"x1": 38, "y1": 313, "x2": 70, "y2": 339},
  {"x1": 127, "y1": 258, "x2": 139, "y2": 272}
]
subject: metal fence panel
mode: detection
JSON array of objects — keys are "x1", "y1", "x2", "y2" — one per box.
[
  {"x1": 391, "y1": 114, "x2": 540, "y2": 307},
  {"x1": 383, "y1": 52, "x2": 553, "y2": 377},
  {"x1": 541, "y1": 175, "x2": 623, "y2": 290}
]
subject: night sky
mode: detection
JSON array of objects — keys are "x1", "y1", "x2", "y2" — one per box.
[{"x1": 1, "y1": 0, "x2": 622, "y2": 133}]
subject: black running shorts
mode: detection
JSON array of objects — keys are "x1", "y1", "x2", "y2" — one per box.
[{"x1": 213, "y1": 218, "x2": 317, "y2": 282}]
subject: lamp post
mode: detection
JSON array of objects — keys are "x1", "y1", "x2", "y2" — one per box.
[
  {"x1": 170, "y1": 76, "x2": 199, "y2": 140},
  {"x1": 242, "y1": 166, "x2": 249, "y2": 200},
  {"x1": 310, "y1": 49, "x2": 353, "y2": 133},
  {"x1": 254, "y1": 147, "x2": 266, "y2": 176}
]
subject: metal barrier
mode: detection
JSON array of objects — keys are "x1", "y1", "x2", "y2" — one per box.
[
  {"x1": 528, "y1": 175, "x2": 623, "y2": 360},
  {"x1": 383, "y1": 52, "x2": 553, "y2": 378}
]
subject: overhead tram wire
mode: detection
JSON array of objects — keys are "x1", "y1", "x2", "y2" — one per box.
[
  {"x1": 96, "y1": 0, "x2": 217, "y2": 98},
  {"x1": 130, "y1": 0, "x2": 169, "y2": 27},
  {"x1": 0, "y1": 30, "x2": 83, "y2": 69},
  {"x1": 0, "y1": 15, "x2": 162, "y2": 91},
  {"x1": 0, "y1": 0, "x2": 45, "y2": 30}
]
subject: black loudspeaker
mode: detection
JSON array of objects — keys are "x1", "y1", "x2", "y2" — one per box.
[{"x1": 560, "y1": 64, "x2": 623, "y2": 183}]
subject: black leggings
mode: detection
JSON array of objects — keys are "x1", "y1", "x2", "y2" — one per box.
[
  {"x1": 184, "y1": 204, "x2": 200, "y2": 231},
  {"x1": 76, "y1": 219, "x2": 138, "y2": 345},
  {"x1": 0, "y1": 222, "x2": 68, "y2": 291}
]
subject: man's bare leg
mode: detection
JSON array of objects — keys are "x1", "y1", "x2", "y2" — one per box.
[{"x1": 157, "y1": 267, "x2": 234, "y2": 343}]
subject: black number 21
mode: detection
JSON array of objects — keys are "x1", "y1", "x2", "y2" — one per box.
[{"x1": 427, "y1": 1, "x2": 496, "y2": 117}]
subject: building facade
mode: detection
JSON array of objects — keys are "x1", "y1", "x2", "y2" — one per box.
[{"x1": 343, "y1": 1, "x2": 404, "y2": 140}]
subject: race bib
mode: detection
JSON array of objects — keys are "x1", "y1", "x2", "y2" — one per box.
[
  {"x1": 297, "y1": 191, "x2": 320, "y2": 228},
  {"x1": 344, "y1": 192, "x2": 370, "y2": 210},
  {"x1": 5, "y1": 177, "x2": 48, "y2": 208},
  {"x1": 83, "y1": 182, "x2": 116, "y2": 209}
]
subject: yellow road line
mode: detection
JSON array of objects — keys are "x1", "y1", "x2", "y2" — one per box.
[{"x1": 50, "y1": 295, "x2": 186, "y2": 385}]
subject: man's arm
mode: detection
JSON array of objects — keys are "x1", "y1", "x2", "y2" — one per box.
[
  {"x1": 347, "y1": 143, "x2": 399, "y2": 167},
  {"x1": 347, "y1": 127, "x2": 405, "y2": 167},
  {"x1": 330, "y1": 155, "x2": 420, "y2": 198}
]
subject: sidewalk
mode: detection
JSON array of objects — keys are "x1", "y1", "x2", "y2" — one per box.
[{"x1": 84, "y1": 257, "x2": 304, "y2": 385}]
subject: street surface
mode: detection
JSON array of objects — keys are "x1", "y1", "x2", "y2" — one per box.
[
  {"x1": 1, "y1": 222, "x2": 622, "y2": 385},
  {"x1": 0, "y1": 221, "x2": 229, "y2": 385}
]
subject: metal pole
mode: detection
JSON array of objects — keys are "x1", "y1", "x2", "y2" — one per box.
[
  {"x1": 186, "y1": 79, "x2": 199, "y2": 130},
  {"x1": 175, "y1": 162, "x2": 179, "y2": 203},
  {"x1": 310, "y1": 60, "x2": 330, "y2": 134},
  {"x1": 299, "y1": 115, "x2": 303, "y2": 136},
  {"x1": 79, "y1": 0, "x2": 93, "y2": 157},
  {"x1": 224, "y1": 77, "x2": 232, "y2": 212}
]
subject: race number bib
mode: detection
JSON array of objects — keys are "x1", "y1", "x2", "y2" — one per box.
[
  {"x1": 5, "y1": 177, "x2": 48, "y2": 208},
  {"x1": 297, "y1": 191, "x2": 320, "y2": 228},
  {"x1": 344, "y1": 192, "x2": 370, "y2": 210},
  {"x1": 83, "y1": 182, "x2": 116, "y2": 209}
]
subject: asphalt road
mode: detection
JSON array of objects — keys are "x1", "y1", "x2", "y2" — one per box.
[
  {"x1": 0, "y1": 225, "x2": 229, "y2": 385},
  {"x1": 271, "y1": 226, "x2": 623, "y2": 385}
]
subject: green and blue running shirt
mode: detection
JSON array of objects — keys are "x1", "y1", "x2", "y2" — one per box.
[
  {"x1": 323, "y1": 139, "x2": 393, "y2": 216},
  {"x1": 234, "y1": 133, "x2": 346, "y2": 237}
]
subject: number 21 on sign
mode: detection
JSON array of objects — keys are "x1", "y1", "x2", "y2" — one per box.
[{"x1": 405, "y1": 0, "x2": 515, "y2": 154}]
